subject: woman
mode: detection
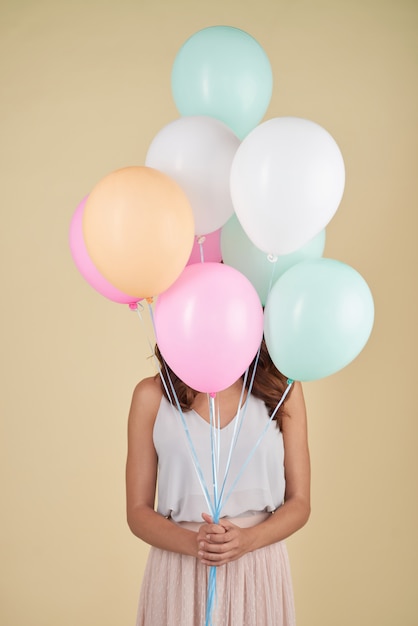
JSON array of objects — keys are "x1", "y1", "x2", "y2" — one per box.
[{"x1": 126, "y1": 341, "x2": 310, "y2": 625}]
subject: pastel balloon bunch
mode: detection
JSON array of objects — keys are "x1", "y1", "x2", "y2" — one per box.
[
  {"x1": 70, "y1": 25, "x2": 374, "y2": 387},
  {"x1": 160, "y1": 25, "x2": 374, "y2": 385}
]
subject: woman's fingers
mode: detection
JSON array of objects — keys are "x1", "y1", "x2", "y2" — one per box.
[
  {"x1": 199, "y1": 513, "x2": 226, "y2": 537},
  {"x1": 198, "y1": 545, "x2": 237, "y2": 566},
  {"x1": 197, "y1": 521, "x2": 250, "y2": 566}
]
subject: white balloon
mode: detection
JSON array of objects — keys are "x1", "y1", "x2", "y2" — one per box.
[
  {"x1": 230, "y1": 117, "x2": 345, "y2": 255},
  {"x1": 146, "y1": 116, "x2": 240, "y2": 235}
]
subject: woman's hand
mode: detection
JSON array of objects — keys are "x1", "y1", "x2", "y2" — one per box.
[{"x1": 196, "y1": 513, "x2": 253, "y2": 567}]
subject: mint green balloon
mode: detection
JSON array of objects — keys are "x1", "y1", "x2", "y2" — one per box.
[
  {"x1": 171, "y1": 26, "x2": 273, "y2": 139},
  {"x1": 221, "y1": 214, "x2": 326, "y2": 305},
  {"x1": 264, "y1": 259, "x2": 374, "y2": 381}
]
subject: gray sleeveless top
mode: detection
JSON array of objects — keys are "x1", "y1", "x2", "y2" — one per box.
[{"x1": 153, "y1": 394, "x2": 285, "y2": 522}]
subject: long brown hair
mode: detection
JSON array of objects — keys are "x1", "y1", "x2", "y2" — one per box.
[{"x1": 154, "y1": 340, "x2": 291, "y2": 430}]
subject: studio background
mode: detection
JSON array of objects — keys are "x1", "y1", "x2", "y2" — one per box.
[{"x1": 1, "y1": 1, "x2": 417, "y2": 625}]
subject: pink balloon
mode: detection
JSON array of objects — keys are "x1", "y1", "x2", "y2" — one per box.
[
  {"x1": 154, "y1": 263, "x2": 264, "y2": 393},
  {"x1": 187, "y1": 230, "x2": 223, "y2": 265},
  {"x1": 69, "y1": 197, "x2": 139, "y2": 305}
]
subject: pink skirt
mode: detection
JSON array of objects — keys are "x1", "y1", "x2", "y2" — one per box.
[{"x1": 136, "y1": 514, "x2": 296, "y2": 626}]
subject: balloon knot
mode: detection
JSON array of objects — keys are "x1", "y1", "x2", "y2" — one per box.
[
  {"x1": 197, "y1": 236, "x2": 206, "y2": 245},
  {"x1": 146, "y1": 297, "x2": 154, "y2": 304}
]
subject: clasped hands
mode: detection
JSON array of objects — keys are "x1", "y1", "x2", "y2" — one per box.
[{"x1": 196, "y1": 512, "x2": 252, "y2": 567}]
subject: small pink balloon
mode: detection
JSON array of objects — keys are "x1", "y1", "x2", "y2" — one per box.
[
  {"x1": 69, "y1": 197, "x2": 139, "y2": 305},
  {"x1": 154, "y1": 263, "x2": 263, "y2": 393},
  {"x1": 187, "y1": 230, "x2": 223, "y2": 265}
]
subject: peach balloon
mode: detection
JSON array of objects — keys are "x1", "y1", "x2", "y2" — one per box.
[{"x1": 83, "y1": 166, "x2": 195, "y2": 298}]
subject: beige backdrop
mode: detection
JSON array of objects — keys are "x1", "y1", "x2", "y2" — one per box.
[{"x1": 1, "y1": 0, "x2": 417, "y2": 624}]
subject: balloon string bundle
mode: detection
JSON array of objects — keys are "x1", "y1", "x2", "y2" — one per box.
[
  {"x1": 133, "y1": 301, "x2": 293, "y2": 626},
  {"x1": 134, "y1": 302, "x2": 215, "y2": 513}
]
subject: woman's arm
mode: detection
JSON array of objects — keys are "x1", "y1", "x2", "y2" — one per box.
[
  {"x1": 197, "y1": 382, "x2": 311, "y2": 566},
  {"x1": 126, "y1": 377, "x2": 198, "y2": 557}
]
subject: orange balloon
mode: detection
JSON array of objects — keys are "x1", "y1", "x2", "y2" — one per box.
[{"x1": 83, "y1": 166, "x2": 195, "y2": 298}]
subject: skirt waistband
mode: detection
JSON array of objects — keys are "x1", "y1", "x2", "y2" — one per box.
[{"x1": 173, "y1": 511, "x2": 271, "y2": 531}]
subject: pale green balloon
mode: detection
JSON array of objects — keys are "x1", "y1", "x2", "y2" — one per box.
[
  {"x1": 264, "y1": 258, "x2": 375, "y2": 381},
  {"x1": 221, "y1": 214, "x2": 326, "y2": 305},
  {"x1": 171, "y1": 26, "x2": 273, "y2": 139}
]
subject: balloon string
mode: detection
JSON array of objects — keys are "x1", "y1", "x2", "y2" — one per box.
[
  {"x1": 197, "y1": 235, "x2": 206, "y2": 263},
  {"x1": 221, "y1": 380, "x2": 294, "y2": 512},
  {"x1": 216, "y1": 346, "x2": 260, "y2": 514},
  {"x1": 160, "y1": 362, "x2": 215, "y2": 517},
  {"x1": 209, "y1": 394, "x2": 219, "y2": 520},
  {"x1": 205, "y1": 566, "x2": 217, "y2": 626},
  {"x1": 266, "y1": 255, "x2": 279, "y2": 302},
  {"x1": 134, "y1": 301, "x2": 215, "y2": 516},
  {"x1": 132, "y1": 301, "x2": 156, "y2": 357},
  {"x1": 205, "y1": 346, "x2": 263, "y2": 626}
]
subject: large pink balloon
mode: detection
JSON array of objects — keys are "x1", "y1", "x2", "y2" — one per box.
[
  {"x1": 69, "y1": 198, "x2": 139, "y2": 305},
  {"x1": 187, "y1": 230, "x2": 222, "y2": 265},
  {"x1": 154, "y1": 263, "x2": 264, "y2": 393}
]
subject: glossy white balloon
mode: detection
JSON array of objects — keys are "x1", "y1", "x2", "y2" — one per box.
[{"x1": 230, "y1": 117, "x2": 345, "y2": 255}]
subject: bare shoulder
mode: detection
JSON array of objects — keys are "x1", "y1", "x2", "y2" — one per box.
[
  {"x1": 128, "y1": 375, "x2": 163, "y2": 427},
  {"x1": 132, "y1": 375, "x2": 163, "y2": 402},
  {"x1": 281, "y1": 382, "x2": 308, "y2": 435},
  {"x1": 284, "y1": 381, "x2": 306, "y2": 413}
]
